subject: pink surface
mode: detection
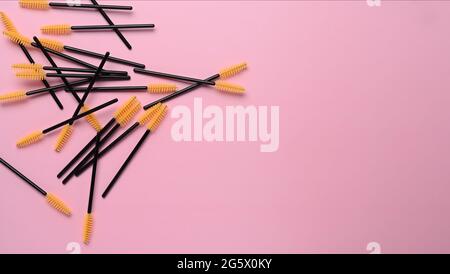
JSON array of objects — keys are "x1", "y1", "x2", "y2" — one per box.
[{"x1": 1, "y1": 1, "x2": 450, "y2": 254}]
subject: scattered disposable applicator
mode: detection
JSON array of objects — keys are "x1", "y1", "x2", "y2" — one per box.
[
  {"x1": 19, "y1": 0, "x2": 132, "y2": 10},
  {"x1": 16, "y1": 98, "x2": 118, "y2": 148},
  {"x1": 12, "y1": 63, "x2": 127, "y2": 75},
  {"x1": 69, "y1": 83, "x2": 177, "y2": 94},
  {"x1": 102, "y1": 104, "x2": 168, "y2": 198},
  {"x1": 0, "y1": 157, "x2": 71, "y2": 216},
  {"x1": 41, "y1": 23, "x2": 154, "y2": 35}
]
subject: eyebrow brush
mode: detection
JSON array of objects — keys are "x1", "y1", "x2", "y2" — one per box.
[
  {"x1": 91, "y1": 0, "x2": 132, "y2": 50},
  {"x1": 57, "y1": 97, "x2": 141, "y2": 180},
  {"x1": 68, "y1": 83, "x2": 177, "y2": 94},
  {"x1": 16, "y1": 98, "x2": 118, "y2": 148},
  {"x1": 0, "y1": 157, "x2": 71, "y2": 216},
  {"x1": 36, "y1": 37, "x2": 145, "y2": 68},
  {"x1": 20, "y1": 0, "x2": 132, "y2": 10},
  {"x1": 101, "y1": 104, "x2": 167, "y2": 198},
  {"x1": 41, "y1": 23, "x2": 155, "y2": 35},
  {"x1": 13, "y1": 63, "x2": 127, "y2": 75}
]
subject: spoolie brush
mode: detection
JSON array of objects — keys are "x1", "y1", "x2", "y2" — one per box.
[
  {"x1": 143, "y1": 62, "x2": 248, "y2": 110},
  {"x1": 57, "y1": 96, "x2": 141, "y2": 181},
  {"x1": 3, "y1": 30, "x2": 31, "y2": 47},
  {"x1": 62, "y1": 97, "x2": 142, "y2": 184},
  {"x1": 0, "y1": 157, "x2": 71, "y2": 216},
  {"x1": 16, "y1": 98, "x2": 118, "y2": 148},
  {"x1": 68, "y1": 83, "x2": 177, "y2": 94},
  {"x1": 35, "y1": 37, "x2": 144, "y2": 68},
  {"x1": 19, "y1": 0, "x2": 132, "y2": 10},
  {"x1": 12, "y1": 63, "x2": 127, "y2": 76},
  {"x1": 41, "y1": 23, "x2": 154, "y2": 35},
  {"x1": 102, "y1": 104, "x2": 168, "y2": 198},
  {"x1": 15, "y1": 70, "x2": 124, "y2": 81},
  {"x1": 74, "y1": 103, "x2": 162, "y2": 176}
]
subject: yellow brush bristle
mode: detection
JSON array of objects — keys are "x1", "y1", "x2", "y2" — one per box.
[
  {"x1": 214, "y1": 81, "x2": 245, "y2": 94},
  {"x1": 39, "y1": 37, "x2": 64, "y2": 52},
  {"x1": 114, "y1": 96, "x2": 138, "y2": 121},
  {"x1": 16, "y1": 130, "x2": 44, "y2": 148},
  {"x1": 19, "y1": 0, "x2": 50, "y2": 9},
  {"x1": 147, "y1": 104, "x2": 168, "y2": 132},
  {"x1": 46, "y1": 193, "x2": 72, "y2": 216},
  {"x1": 219, "y1": 62, "x2": 248, "y2": 79},
  {"x1": 137, "y1": 103, "x2": 162, "y2": 126},
  {"x1": 3, "y1": 30, "x2": 32, "y2": 47},
  {"x1": 16, "y1": 70, "x2": 46, "y2": 80},
  {"x1": 147, "y1": 83, "x2": 177, "y2": 93},
  {"x1": 116, "y1": 99, "x2": 141, "y2": 127},
  {"x1": 41, "y1": 24, "x2": 71, "y2": 35},
  {"x1": 12, "y1": 63, "x2": 43, "y2": 71},
  {"x1": 83, "y1": 213, "x2": 93, "y2": 245},
  {"x1": 54, "y1": 124, "x2": 73, "y2": 152},
  {"x1": 0, "y1": 12, "x2": 18, "y2": 32},
  {"x1": 0, "y1": 90, "x2": 27, "y2": 102},
  {"x1": 81, "y1": 105, "x2": 103, "y2": 132}
]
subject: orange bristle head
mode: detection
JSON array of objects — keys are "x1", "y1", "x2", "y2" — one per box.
[
  {"x1": 41, "y1": 24, "x2": 71, "y2": 35},
  {"x1": 116, "y1": 99, "x2": 141, "y2": 127},
  {"x1": 219, "y1": 62, "x2": 248, "y2": 79},
  {"x1": 83, "y1": 213, "x2": 93, "y2": 245},
  {"x1": 3, "y1": 30, "x2": 32, "y2": 47},
  {"x1": 54, "y1": 124, "x2": 73, "y2": 152},
  {"x1": 16, "y1": 130, "x2": 44, "y2": 148},
  {"x1": 147, "y1": 83, "x2": 177, "y2": 93},
  {"x1": 46, "y1": 193, "x2": 72, "y2": 216},
  {"x1": 114, "y1": 96, "x2": 138, "y2": 122},
  {"x1": 0, "y1": 12, "x2": 18, "y2": 32},
  {"x1": 81, "y1": 105, "x2": 103, "y2": 132},
  {"x1": 16, "y1": 70, "x2": 46, "y2": 80},
  {"x1": 19, "y1": 0, "x2": 50, "y2": 9},
  {"x1": 147, "y1": 104, "x2": 168, "y2": 133},
  {"x1": 137, "y1": 103, "x2": 162, "y2": 126},
  {"x1": 214, "y1": 81, "x2": 245, "y2": 94},
  {"x1": 38, "y1": 37, "x2": 64, "y2": 52},
  {"x1": 0, "y1": 90, "x2": 27, "y2": 103},
  {"x1": 12, "y1": 63, "x2": 43, "y2": 71}
]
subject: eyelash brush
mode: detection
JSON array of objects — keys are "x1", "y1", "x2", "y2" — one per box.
[
  {"x1": 33, "y1": 37, "x2": 104, "y2": 152},
  {"x1": 82, "y1": 133, "x2": 100, "y2": 245},
  {"x1": 0, "y1": 76, "x2": 130, "y2": 104},
  {"x1": 1, "y1": 25, "x2": 64, "y2": 109},
  {"x1": 3, "y1": 30, "x2": 101, "y2": 70},
  {"x1": 75, "y1": 63, "x2": 248, "y2": 176},
  {"x1": 134, "y1": 68, "x2": 245, "y2": 95},
  {"x1": 102, "y1": 104, "x2": 168, "y2": 198},
  {"x1": 15, "y1": 70, "x2": 126, "y2": 81},
  {"x1": 62, "y1": 97, "x2": 142, "y2": 184},
  {"x1": 57, "y1": 96, "x2": 141, "y2": 181},
  {"x1": 74, "y1": 103, "x2": 162, "y2": 176},
  {"x1": 19, "y1": 0, "x2": 132, "y2": 10},
  {"x1": 34, "y1": 37, "x2": 145, "y2": 68},
  {"x1": 0, "y1": 157, "x2": 71, "y2": 216},
  {"x1": 90, "y1": 0, "x2": 132, "y2": 49},
  {"x1": 143, "y1": 62, "x2": 248, "y2": 110},
  {"x1": 68, "y1": 83, "x2": 177, "y2": 94},
  {"x1": 16, "y1": 98, "x2": 118, "y2": 148},
  {"x1": 12, "y1": 63, "x2": 127, "y2": 75},
  {"x1": 41, "y1": 23, "x2": 155, "y2": 35}
]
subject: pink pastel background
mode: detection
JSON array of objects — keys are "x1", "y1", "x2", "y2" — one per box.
[{"x1": 1, "y1": 0, "x2": 450, "y2": 254}]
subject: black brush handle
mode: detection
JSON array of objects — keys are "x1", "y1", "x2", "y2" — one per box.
[
  {"x1": 19, "y1": 44, "x2": 63, "y2": 110},
  {"x1": 72, "y1": 24, "x2": 154, "y2": 30},
  {"x1": 0, "y1": 157, "x2": 47, "y2": 196},
  {"x1": 43, "y1": 66, "x2": 127, "y2": 75},
  {"x1": 43, "y1": 98, "x2": 118, "y2": 134},
  {"x1": 102, "y1": 129, "x2": 151, "y2": 198},
  {"x1": 69, "y1": 86, "x2": 148, "y2": 92},
  {"x1": 58, "y1": 118, "x2": 115, "y2": 179},
  {"x1": 31, "y1": 43, "x2": 98, "y2": 70},
  {"x1": 87, "y1": 134, "x2": 101, "y2": 214},
  {"x1": 90, "y1": 0, "x2": 132, "y2": 50},
  {"x1": 134, "y1": 68, "x2": 215, "y2": 85},
  {"x1": 63, "y1": 45, "x2": 145, "y2": 68},
  {"x1": 75, "y1": 122, "x2": 140, "y2": 177},
  {"x1": 49, "y1": 2, "x2": 132, "y2": 10},
  {"x1": 144, "y1": 74, "x2": 220, "y2": 109}
]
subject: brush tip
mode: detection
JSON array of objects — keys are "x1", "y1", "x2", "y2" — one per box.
[
  {"x1": 41, "y1": 24, "x2": 71, "y2": 35},
  {"x1": 16, "y1": 131, "x2": 44, "y2": 148},
  {"x1": 83, "y1": 213, "x2": 93, "y2": 245},
  {"x1": 46, "y1": 193, "x2": 72, "y2": 216}
]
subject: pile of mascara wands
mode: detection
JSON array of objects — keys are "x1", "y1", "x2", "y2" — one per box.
[{"x1": 0, "y1": 1, "x2": 247, "y2": 245}]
